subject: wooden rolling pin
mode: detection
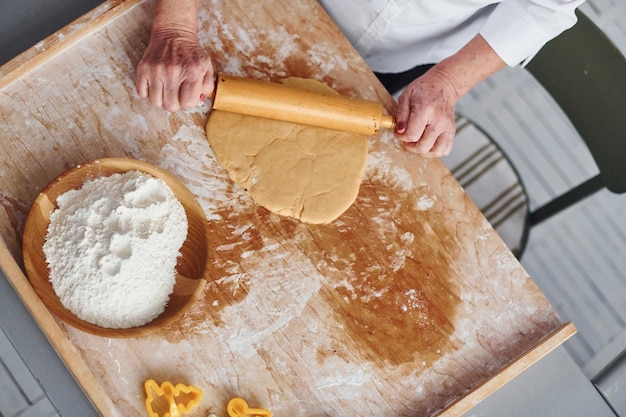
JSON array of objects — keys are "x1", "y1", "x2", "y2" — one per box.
[{"x1": 210, "y1": 73, "x2": 395, "y2": 135}]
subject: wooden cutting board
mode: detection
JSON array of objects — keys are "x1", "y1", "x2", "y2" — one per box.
[{"x1": 0, "y1": 0, "x2": 574, "y2": 416}]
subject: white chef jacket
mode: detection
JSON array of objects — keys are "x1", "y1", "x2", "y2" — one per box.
[{"x1": 318, "y1": 0, "x2": 586, "y2": 73}]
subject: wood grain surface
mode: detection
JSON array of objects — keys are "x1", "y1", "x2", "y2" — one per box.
[{"x1": 0, "y1": 1, "x2": 573, "y2": 416}]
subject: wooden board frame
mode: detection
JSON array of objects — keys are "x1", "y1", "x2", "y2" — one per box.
[{"x1": 0, "y1": 1, "x2": 576, "y2": 415}]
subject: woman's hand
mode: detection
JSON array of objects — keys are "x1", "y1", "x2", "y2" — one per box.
[
  {"x1": 394, "y1": 68, "x2": 459, "y2": 157},
  {"x1": 135, "y1": 28, "x2": 214, "y2": 112},
  {"x1": 393, "y1": 34, "x2": 507, "y2": 157}
]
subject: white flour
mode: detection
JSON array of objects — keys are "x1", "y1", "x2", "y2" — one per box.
[{"x1": 43, "y1": 170, "x2": 188, "y2": 329}]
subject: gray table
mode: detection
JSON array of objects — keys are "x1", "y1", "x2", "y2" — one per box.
[
  {"x1": 1, "y1": 271, "x2": 98, "y2": 417},
  {"x1": 0, "y1": 1, "x2": 620, "y2": 416}
]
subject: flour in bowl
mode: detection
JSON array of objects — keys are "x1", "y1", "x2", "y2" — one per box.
[{"x1": 43, "y1": 170, "x2": 188, "y2": 329}]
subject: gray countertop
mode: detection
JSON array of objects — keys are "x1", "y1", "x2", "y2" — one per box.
[
  {"x1": 1, "y1": 271, "x2": 98, "y2": 417},
  {"x1": 0, "y1": 0, "x2": 621, "y2": 416}
]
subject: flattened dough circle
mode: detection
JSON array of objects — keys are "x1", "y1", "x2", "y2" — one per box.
[{"x1": 205, "y1": 78, "x2": 368, "y2": 224}]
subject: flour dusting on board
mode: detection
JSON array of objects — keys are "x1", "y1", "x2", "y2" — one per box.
[
  {"x1": 365, "y1": 151, "x2": 415, "y2": 193},
  {"x1": 158, "y1": 123, "x2": 253, "y2": 220},
  {"x1": 417, "y1": 195, "x2": 436, "y2": 211},
  {"x1": 313, "y1": 363, "x2": 372, "y2": 389},
  {"x1": 199, "y1": 4, "x2": 302, "y2": 78},
  {"x1": 199, "y1": 0, "x2": 352, "y2": 85},
  {"x1": 389, "y1": 232, "x2": 415, "y2": 272},
  {"x1": 307, "y1": 43, "x2": 350, "y2": 74},
  {"x1": 194, "y1": 254, "x2": 324, "y2": 359}
]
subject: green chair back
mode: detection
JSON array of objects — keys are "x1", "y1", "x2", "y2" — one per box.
[{"x1": 526, "y1": 10, "x2": 626, "y2": 194}]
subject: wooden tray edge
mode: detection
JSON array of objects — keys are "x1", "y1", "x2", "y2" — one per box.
[
  {"x1": 0, "y1": 0, "x2": 145, "y2": 91},
  {"x1": 435, "y1": 321, "x2": 577, "y2": 416},
  {"x1": 0, "y1": 3, "x2": 150, "y2": 414},
  {"x1": 0, "y1": 240, "x2": 114, "y2": 415},
  {"x1": 0, "y1": 1, "x2": 575, "y2": 415}
]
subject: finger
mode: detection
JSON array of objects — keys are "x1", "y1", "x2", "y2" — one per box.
[
  {"x1": 402, "y1": 113, "x2": 430, "y2": 143},
  {"x1": 429, "y1": 132, "x2": 454, "y2": 157},
  {"x1": 162, "y1": 83, "x2": 182, "y2": 112},
  {"x1": 395, "y1": 111, "x2": 428, "y2": 144},
  {"x1": 135, "y1": 74, "x2": 149, "y2": 98},
  {"x1": 148, "y1": 79, "x2": 164, "y2": 108},
  {"x1": 135, "y1": 59, "x2": 148, "y2": 97},
  {"x1": 179, "y1": 78, "x2": 203, "y2": 108},
  {"x1": 201, "y1": 69, "x2": 215, "y2": 98},
  {"x1": 404, "y1": 124, "x2": 439, "y2": 154},
  {"x1": 394, "y1": 92, "x2": 412, "y2": 135},
  {"x1": 396, "y1": 98, "x2": 432, "y2": 143},
  {"x1": 441, "y1": 132, "x2": 456, "y2": 156}
]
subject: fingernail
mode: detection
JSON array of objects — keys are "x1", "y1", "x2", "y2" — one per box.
[
  {"x1": 396, "y1": 121, "x2": 407, "y2": 132},
  {"x1": 199, "y1": 94, "x2": 207, "y2": 102}
]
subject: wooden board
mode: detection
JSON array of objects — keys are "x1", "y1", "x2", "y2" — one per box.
[{"x1": 0, "y1": 1, "x2": 575, "y2": 416}]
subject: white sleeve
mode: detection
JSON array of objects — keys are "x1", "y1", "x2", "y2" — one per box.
[{"x1": 479, "y1": 0, "x2": 586, "y2": 66}]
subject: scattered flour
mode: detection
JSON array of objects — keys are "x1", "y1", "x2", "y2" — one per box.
[
  {"x1": 417, "y1": 195, "x2": 436, "y2": 211},
  {"x1": 43, "y1": 170, "x2": 188, "y2": 329}
]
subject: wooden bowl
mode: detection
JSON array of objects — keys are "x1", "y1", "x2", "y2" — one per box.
[{"x1": 22, "y1": 158, "x2": 209, "y2": 338}]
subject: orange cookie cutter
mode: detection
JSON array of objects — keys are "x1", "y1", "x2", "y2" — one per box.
[
  {"x1": 144, "y1": 379, "x2": 203, "y2": 417},
  {"x1": 227, "y1": 397, "x2": 272, "y2": 417}
]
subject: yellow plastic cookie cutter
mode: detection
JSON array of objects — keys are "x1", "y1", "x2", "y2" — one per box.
[
  {"x1": 227, "y1": 397, "x2": 272, "y2": 417},
  {"x1": 144, "y1": 379, "x2": 203, "y2": 417}
]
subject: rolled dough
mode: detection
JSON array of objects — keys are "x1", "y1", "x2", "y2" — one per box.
[{"x1": 205, "y1": 78, "x2": 368, "y2": 224}]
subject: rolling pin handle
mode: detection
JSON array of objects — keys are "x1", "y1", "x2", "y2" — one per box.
[{"x1": 380, "y1": 114, "x2": 396, "y2": 131}]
